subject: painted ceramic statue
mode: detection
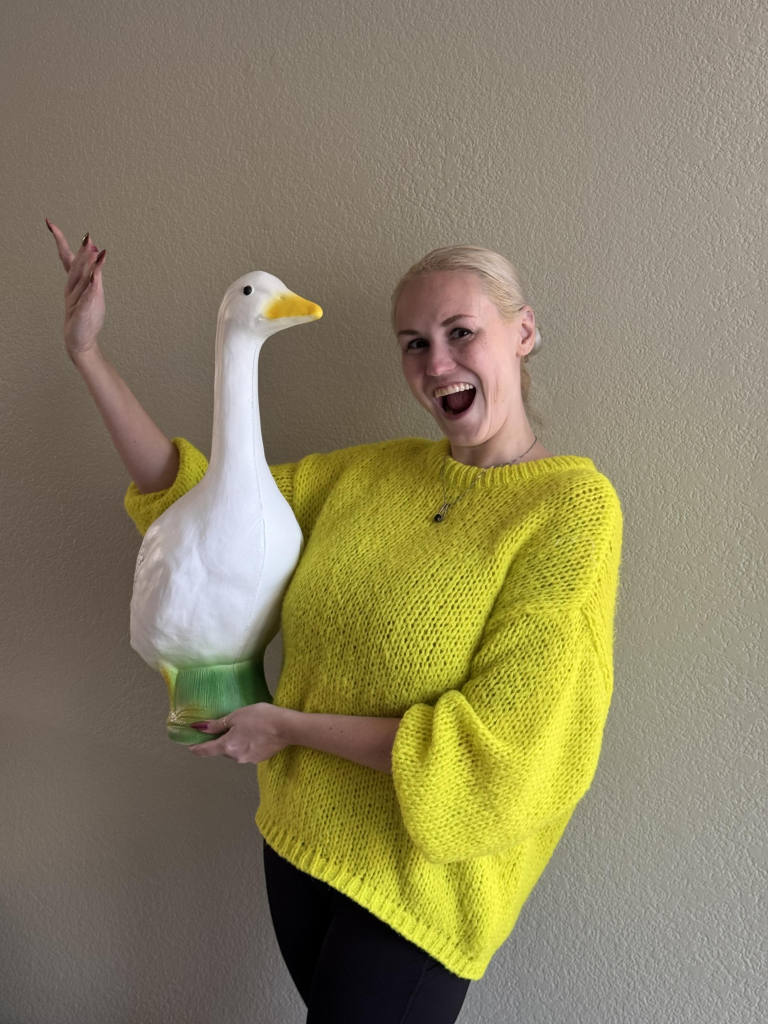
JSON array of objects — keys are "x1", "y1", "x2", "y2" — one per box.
[{"x1": 129, "y1": 272, "x2": 322, "y2": 744}]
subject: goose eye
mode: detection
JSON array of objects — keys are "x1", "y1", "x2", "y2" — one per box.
[{"x1": 243, "y1": 286, "x2": 253, "y2": 295}]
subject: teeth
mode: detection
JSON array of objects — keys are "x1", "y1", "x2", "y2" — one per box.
[{"x1": 434, "y1": 383, "x2": 475, "y2": 398}]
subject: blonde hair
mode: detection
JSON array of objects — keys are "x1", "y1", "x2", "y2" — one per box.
[{"x1": 390, "y1": 245, "x2": 543, "y2": 421}]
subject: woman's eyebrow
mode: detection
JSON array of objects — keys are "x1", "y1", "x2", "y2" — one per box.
[{"x1": 397, "y1": 314, "x2": 474, "y2": 338}]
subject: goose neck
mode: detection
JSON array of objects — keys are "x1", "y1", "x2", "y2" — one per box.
[{"x1": 209, "y1": 324, "x2": 268, "y2": 477}]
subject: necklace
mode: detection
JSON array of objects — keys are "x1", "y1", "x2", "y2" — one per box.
[{"x1": 433, "y1": 436, "x2": 538, "y2": 522}]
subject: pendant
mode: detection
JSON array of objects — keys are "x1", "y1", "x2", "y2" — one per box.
[{"x1": 434, "y1": 503, "x2": 450, "y2": 522}]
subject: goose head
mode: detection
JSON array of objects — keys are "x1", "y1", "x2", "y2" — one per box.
[{"x1": 217, "y1": 270, "x2": 322, "y2": 343}]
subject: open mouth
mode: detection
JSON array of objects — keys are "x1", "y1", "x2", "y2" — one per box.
[{"x1": 437, "y1": 386, "x2": 477, "y2": 419}]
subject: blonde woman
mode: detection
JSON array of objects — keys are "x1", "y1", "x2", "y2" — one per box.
[{"x1": 49, "y1": 221, "x2": 623, "y2": 1024}]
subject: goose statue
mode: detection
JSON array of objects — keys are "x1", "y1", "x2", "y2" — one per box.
[{"x1": 129, "y1": 272, "x2": 322, "y2": 744}]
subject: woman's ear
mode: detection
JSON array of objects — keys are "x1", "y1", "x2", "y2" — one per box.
[{"x1": 517, "y1": 306, "x2": 538, "y2": 357}]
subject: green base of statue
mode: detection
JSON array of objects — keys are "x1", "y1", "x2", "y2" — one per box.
[{"x1": 159, "y1": 654, "x2": 273, "y2": 745}]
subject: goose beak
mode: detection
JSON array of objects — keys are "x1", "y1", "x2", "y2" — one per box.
[{"x1": 263, "y1": 292, "x2": 323, "y2": 321}]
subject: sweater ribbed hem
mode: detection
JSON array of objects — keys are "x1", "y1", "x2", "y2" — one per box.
[{"x1": 255, "y1": 809, "x2": 491, "y2": 981}]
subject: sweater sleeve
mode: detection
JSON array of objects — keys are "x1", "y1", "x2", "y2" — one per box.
[
  {"x1": 391, "y1": 476, "x2": 623, "y2": 864},
  {"x1": 123, "y1": 437, "x2": 209, "y2": 537},
  {"x1": 123, "y1": 436, "x2": 359, "y2": 538}
]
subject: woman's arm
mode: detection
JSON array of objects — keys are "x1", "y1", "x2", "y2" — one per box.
[
  {"x1": 275, "y1": 708, "x2": 402, "y2": 774},
  {"x1": 189, "y1": 704, "x2": 403, "y2": 775},
  {"x1": 73, "y1": 343, "x2": 178, "y2": 494}
]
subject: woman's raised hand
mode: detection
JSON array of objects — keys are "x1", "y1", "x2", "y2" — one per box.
[
  {"x1": 46, "y1": 220, "x2": 106, "y2": 362},
  {"x1": 44, "y1": 219, "x2": 178, "y2": 491}
]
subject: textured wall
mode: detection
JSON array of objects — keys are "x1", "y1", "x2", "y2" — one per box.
[{"x1": 1, "y1": 0, "x2": 765, "y2": 1021}]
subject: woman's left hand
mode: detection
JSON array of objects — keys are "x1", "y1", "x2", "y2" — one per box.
[{"x1": 188, "y1": 702, "x2": 287, "y2": 764}]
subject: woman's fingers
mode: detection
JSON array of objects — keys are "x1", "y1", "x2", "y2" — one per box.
[
  {"x1": 90, "y1": 249, "x2": 106, "y2": 291},
  {"x1": 189, "y1": 735, "x2": 229, "y2": 757},
  {"x1": 47, "y1": 220, "x2": 79, "y2": 273},
  {"x1": 47, "y1": 220, "x2": 74, "y2": 271},
  {"x1": 46, "y1": 219, "x2": 100, "y2": 293},
  {"x1": 68, "y1": 247, "x2": 105, "y2": 309},
  {"x1": 69, "y1": 249, "x2": 106, "y2": 305},
  {"x1": 66, "y1": 236, "x2": 100, "y2": 296},
  {"x1": 191, "y1": 716, "x2": 229, "y2": 734},
  {"x1": 68, "y1": 252, "x2": 96, "y2": 304}
]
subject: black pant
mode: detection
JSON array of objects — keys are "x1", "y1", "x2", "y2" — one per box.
[{"x1": 263, "y1": 838, "x2": 472, "y2": 1023}]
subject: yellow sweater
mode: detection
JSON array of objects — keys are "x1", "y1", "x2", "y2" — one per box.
[{"x1": 124, "y1": 434, "x2": 623, "y2": 980}]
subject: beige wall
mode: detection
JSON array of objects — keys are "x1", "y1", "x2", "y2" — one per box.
[{"x1": 2, "y1": 0, "x2": 764, "y2": 1021}]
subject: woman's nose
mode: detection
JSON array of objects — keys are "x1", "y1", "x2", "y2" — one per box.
[{"x1": 425, "y1": 345, "x2": 456, "y2": 377}]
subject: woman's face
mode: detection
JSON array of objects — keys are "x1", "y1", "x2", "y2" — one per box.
[{"x1": 395, "y1": 270, "x2": 535, "y2": 444}]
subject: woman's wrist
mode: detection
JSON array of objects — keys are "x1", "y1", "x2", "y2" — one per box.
[
  {"x1": 270, "y1": 704, "x2": 299, "y2": 745},
  {"x1": 70, "y1": 340, "x2": 104, "y2": 373}
]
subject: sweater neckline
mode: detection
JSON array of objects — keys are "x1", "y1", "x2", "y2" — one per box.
[{"x1": 431, "y1": 437, "x2": 596, "y2": 490}]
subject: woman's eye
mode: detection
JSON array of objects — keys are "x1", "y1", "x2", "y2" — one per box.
[{"x1": 406, "y1": 328, "x2": 471, "y2": 351}]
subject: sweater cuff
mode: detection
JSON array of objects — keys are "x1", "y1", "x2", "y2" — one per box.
[{"x1": 123, "y1": 436, "x2": 208, "y2": 536}]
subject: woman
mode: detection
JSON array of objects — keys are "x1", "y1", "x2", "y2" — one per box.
[{"x1": 48, "y1": 222, "x2": 623, "y2": 1023}]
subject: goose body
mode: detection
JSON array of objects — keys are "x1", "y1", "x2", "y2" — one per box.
[{"x1": 129, "y1": 271, "x2": 322, "y2": 741}]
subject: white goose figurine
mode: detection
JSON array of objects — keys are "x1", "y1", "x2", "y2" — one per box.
[{"x1": 130, "y1": 271, "x2": 322, "y2": 744}]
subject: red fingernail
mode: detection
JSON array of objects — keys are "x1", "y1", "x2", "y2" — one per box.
[
  {"x1": 95, "y1": 249, "x2": 106, "y2": 262},
  {"x1": 190, "y1": 722, "x2": 207, "y2": 730},
  {"x1": 45, "y1": 218, "x2": 52, "y2": 232}
]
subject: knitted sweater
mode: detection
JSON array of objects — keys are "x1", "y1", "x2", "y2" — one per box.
[{"x1": 124, "y1": 434, "x2": 623, "y2": 980}]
